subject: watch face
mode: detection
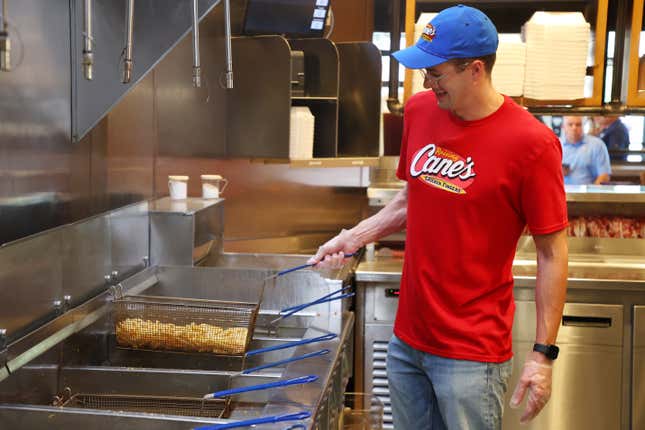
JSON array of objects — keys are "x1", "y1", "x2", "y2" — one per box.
[{"x1": 547, "y1": 345, "x2": 560, "y2": 360}]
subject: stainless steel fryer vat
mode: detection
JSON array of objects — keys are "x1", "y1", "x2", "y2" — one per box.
[{"x1": 0, "y1": 262, "x2": 355, "y2": 429}]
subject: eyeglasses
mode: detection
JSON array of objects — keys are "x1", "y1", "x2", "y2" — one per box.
[{"x1": 419, "y1": 61, "x2": 471, "y2": 85}]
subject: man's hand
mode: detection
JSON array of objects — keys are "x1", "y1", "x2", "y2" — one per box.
[
  {"x1": 509, "y1": 352, "x2": 553, "y2": 424},
  {"x1": 307, "y1": 229, "x2": 361, "y2": 269}
]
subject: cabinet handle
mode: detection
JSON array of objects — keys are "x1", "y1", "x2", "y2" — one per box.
[{"x1": 562, "y1": 315, "x2": 612, "y2": 328}]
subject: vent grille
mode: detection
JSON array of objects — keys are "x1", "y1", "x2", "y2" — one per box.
[{"x1": 372, "y1": 341, "x2": 393, "y2": 429}]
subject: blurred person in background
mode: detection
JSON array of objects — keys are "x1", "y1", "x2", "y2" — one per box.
[
  {"x1": 562, "y1": 116, "x2": 611, "y2": 185},
  {"x1": 592, "y1": 115, "x2": 630, "y2": 161}
]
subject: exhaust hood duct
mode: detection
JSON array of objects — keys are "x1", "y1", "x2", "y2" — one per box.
[
  {"x1": 0, "y1": 0, "x2": 11, "y2": 72},
  {"x1": 122, "y1": 0, "x2": 135, "y2": 84},
  {"x1": 223, "y1": 0, "x2": 233, "y2": 89},
  {"x1": 82, "y1": 0, "x2": 94, "y2": 80},
  {"x1": 386, "y1": 0, "x2": 403, "y2": 114},
  {"x1": 191, "y1": 0, "x2": 201, "y2": 87},
  {"x1": 73, "y1": 0, "x2": 222, "y2": 142}
]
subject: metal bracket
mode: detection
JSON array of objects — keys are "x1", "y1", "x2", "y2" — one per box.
[
  {"x1": 0, "y1": 328, "x2": 7, "y2": 368},
  {"x1": 53, "y1": 295, "x2": 75, "y2": 316},
  {"x1": 109, "y1": 283, "x2": 124, "y2": 301},
  {"x1": 52, "y1": 386, "x2": 72, "y2": 407},
  {"x1": 52, "y1": 299, "x2": 63, "y2": 315},
  {"x1": 104, "y1": 270, "x2": 120, "y2": 287},
  {"x1": 63, "y1": 295, "x2": 72, "y2": 312}
]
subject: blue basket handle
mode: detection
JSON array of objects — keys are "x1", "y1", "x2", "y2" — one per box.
[
  {"x1": 193, "y1": 411, "x2": 311, "y2": 430},
  {"x1": 203, "y1": 375, "x2": 318, "y2": 399},
  {"x1": 275, "y1": 252, "x2": 356, "y2": 277},
  {"x1": 241, "y1": 349, "x2": 330, "y2": 375},
  {"x1": 280, "y1": 285, "x2": 355, "y2": 314},
  {"x1": 272, "y1": 293, "x2": 355, "y2": 326},
  {"x1": 245, "y1": 333, "x2": 337, "y2": 357}
]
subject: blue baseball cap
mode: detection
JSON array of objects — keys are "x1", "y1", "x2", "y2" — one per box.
[{"x1": 392, "y1": 4, "x2": 498, "y2": 69}]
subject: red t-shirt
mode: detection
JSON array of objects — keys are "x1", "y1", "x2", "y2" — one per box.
[{"x1": 395, "y1": 91, "x2": 568, "y2": 362}]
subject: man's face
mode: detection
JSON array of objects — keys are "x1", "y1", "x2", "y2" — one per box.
[
  {"x1": 421, "y1": 61, "x2": 472, "y2": 111},
  {"x1": 594, "y1": 116, "x2": 617, "y2": 129},
  {"x1": 563, "y1": 117, "x2": 584, "y2": 144},
  {"x1": 593, "y1": 116, "x2": 609, "y2": 128}
]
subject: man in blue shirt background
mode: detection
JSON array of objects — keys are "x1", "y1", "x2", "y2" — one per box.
[
  {"x1": 593, "y1": 116, "x2": 630, "y2": 161},
  {"x1": 561, "y1": 116, "x2": 611, "y2": 185}
]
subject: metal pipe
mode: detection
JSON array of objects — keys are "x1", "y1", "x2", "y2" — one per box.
[
  {"x1": 610, "y1": 0, "x2": 628, "y2": 105},
  {"x1": 191, "y1": 0, "x2": 201, "y2": 87},
  {"x1": 0, "y1": 0, "x2": 5, "y2": 32},
  {"x1": 0, "y1": 0, "x2": 11, "y2": 72},
  {"x1": 82, "y1": 0, "x2": 94, "y2": 80},
  {"x1": 387, "y1": 0, "x2": 403, "y2": 114},
  {"x1": 122, "y1": 0, "x2": 135, "y2": 84},
  {"x1": 223, "y1": 0, "x2": 233, "y2": 89}
]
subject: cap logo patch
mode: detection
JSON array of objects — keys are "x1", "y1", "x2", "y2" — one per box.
[{"x1": 421, "y1": 23, "x2": 436, "y2": 42}]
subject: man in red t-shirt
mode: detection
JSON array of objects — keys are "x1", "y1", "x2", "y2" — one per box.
[{"x1": 308, "y1": 5, "x2": 568, "y2": 429}]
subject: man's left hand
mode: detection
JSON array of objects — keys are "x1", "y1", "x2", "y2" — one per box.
[{"x1": 509, "y1": 352, "x2": 553, "y2": 424}]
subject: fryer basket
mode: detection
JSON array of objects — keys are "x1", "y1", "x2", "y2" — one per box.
[
  {"x1": 58, "y1": 392, "x2": 230, "y2": 418},
  {"x1": 113, "y1": 295, "x2": 260, "y2": 355}
]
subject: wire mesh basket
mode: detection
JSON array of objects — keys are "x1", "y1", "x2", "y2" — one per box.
[
  {"x1": 113, "y1": 295, "x2": 260, "y2": 356},
  {"x1": 56, "y1": 392, "x2": 230, "y2": 418}
]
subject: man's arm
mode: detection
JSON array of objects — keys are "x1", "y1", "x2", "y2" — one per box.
[
  {"x1": 593, "y1": 173, "x2": 610, "y2": 185},
  {"x1": 510, "y1": 228, "x2": 568, "y2": 424},
  {"x1": 308, "y1": 184, "x2": 408, "y2": 267},
  {"x1": 593, "y1": 140, "x2": 612, "y2": 185},
  {"x1": 534, "y1": 228, "x2": 568, "y2": 347}
]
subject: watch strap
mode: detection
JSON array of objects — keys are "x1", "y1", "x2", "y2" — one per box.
[{"x1": 533, "y1": 343, "x2": 559, "y2": 360}]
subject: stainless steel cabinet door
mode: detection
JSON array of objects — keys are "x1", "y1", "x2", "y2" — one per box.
[{"x1": 503, "y1": 301, "x2": 623, "y2": 430}]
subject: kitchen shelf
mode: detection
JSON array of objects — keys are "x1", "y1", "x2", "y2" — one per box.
[
  {"x1": 565, "y1": 185, "x2": 645, "y2": 202},
  {"x1": 291, "y1": 96, "x2": 338, "y2": 101},
  {"x1": 626, "y1": 0, "x2": 645, "y2": 106},
  {"x1": 288, "y1": 157, "x2": 379, "y2": 168},
  {"x1": 228, "y1": 36, "x2": 380, "y2": 160},
  {"x1": 403, "y1": 0, "x2": 609, "y2": 107},
  {"x1": 256, "y1": 157, "x2": 379, "y2": 168}
]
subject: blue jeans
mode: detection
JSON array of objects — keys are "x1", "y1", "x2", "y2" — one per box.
[{"x1": 387, "y1": 335, "x2": 513, "y2": 430}]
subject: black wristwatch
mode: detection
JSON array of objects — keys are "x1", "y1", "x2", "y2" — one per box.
[{"x1": 533, "y1": 343, "x2": 559, "y2": 360}]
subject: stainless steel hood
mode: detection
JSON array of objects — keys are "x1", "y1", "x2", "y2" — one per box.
[{"x1": 72, "y1": 0, "x2": 221, "y2": 141}]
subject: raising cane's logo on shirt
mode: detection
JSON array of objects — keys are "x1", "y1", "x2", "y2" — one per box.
[{"x1": 410, "y1": 143, "x2": 476, "y2": 194}]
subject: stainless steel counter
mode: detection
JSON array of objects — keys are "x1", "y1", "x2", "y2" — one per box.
[
  {"x1": 368, "y1": 184, "x2": 645, "y2": 206},
  {"x1": 356, "y1": 254, "x2": 645, "y2": 290}
]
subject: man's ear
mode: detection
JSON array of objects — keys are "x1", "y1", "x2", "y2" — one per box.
[{"x1": 471, "y1": 60, "x2": 485, "y2": 81}]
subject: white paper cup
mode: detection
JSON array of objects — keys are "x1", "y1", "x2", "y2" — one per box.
[
  {"x1": 201, "y1": 174, "x2": 228, "y2": 199},
  {"x1": 168, "y1": 175, "x2": 189, "y2": 200}
]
